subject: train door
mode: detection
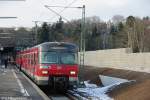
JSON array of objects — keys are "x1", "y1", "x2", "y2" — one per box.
[
  {"x1": 27, "y1": 54, "x2": 30, "y2": 75},
  {"x1": 31, "y1": 53, "x2": 34, "y2": 78},
  {"x1": 32, "y1": 52, "x2": 36, "y2": 80},
  {"x1": 30, "y1": 53, "x2": 33, "y2": 77}
]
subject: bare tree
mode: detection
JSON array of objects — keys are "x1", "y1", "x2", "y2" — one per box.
[{"x1": 112, "y1": 15, "x2": 125, "y2": 24}]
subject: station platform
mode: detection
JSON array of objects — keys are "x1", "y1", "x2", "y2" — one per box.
[{"x1": 0, "y1": 65, "x2": 50, "y2": 100}]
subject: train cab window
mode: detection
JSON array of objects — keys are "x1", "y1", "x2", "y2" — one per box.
[
  {"x1": 60, "y1": 53, "x2": 77, "y2": 64},
  {"x1": 41, "y1": 52, "x2": 58, "y2": 64}
]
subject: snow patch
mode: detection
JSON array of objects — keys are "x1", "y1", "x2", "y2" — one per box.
[
  {"x1": 74, "y1": 80, "x2": 132, "y2": 100},
  {"x1": 99, "y1": 75, "x2": 129, "y2": 86},
  {"x1": 75, "y1": 81, "x2": 115, "y2": 100},
  {"x1": 84, "y1": 80, "x2": 98, "y2": 88},
  {"x1": 71, "y1": 76, "x2": 134, "y2": 100}
]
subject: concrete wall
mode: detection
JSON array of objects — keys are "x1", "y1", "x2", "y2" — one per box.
[{"x1": 84, "y1": 48, "x2": 150, "y2": 73}]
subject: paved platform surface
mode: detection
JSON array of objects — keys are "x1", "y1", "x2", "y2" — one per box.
[{"x1": 0, "y1": 65, "x2": 49, "y2": 100}]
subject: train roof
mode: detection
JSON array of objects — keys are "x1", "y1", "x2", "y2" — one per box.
[
  {"x1": 17, "y1": 42, "x2": 78, "y2": 54},
  {"x1": 34, "y1": 42, "x2": 78, "y2": 48},
  {"x1": 36, "y1": 42, "x2": 78, "y2": 52}
]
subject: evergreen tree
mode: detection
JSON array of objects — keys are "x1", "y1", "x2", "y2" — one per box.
[{"x1": 37, "y1": 22, "x2": 49, "y2": 43}]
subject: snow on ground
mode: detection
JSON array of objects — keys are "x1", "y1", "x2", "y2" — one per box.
[
  {"x1": 84, "y1": 80, "x2": 98, "y2": 88},
  {"x1": 73, "y1": 80, "x2": 131, "y2": 100}
]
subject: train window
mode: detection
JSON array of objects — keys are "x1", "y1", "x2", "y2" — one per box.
[
  {"x1": 33, "y1": 53, "x2": 36, "y2": 65},
  {"x1": 31, "y1": 54, "x2": 33, "y2": 65},
  {"x1": 36, "y1": 53, "x2": 39, "y2": 64},
  {"x1": 27, "y1": 54, "x2": 28, "y2": 65},
  {"x1": 31, "y1": 54, "x2": 34, "y2": 65},
  {"x1": 16, "y1": 55, "x2": 18, "y2": 59},
  {"x1": 28, "y1": 54, "x2": 30, "y2": 65},
  {"x1": 30, "y1": 54, "x2": 32, "y2": 65},
  {"x1": 41, "y1": 52, "x2": 58, "y2": 64},
  {"x1": 60, "y1": 53, "x2": 77, "y2": 64}
]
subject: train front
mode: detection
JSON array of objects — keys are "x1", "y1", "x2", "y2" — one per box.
[{"x1": 38, "y1": 42, "x2": 78, "y2": 89}]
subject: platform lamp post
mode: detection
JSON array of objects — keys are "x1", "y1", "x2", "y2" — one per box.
[{"x1": 45, "y1": 5, "x2": 86, "y2": 85}]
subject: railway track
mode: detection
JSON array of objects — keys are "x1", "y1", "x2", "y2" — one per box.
[
  {"x1": 47, "y1": 90, "x2": 82, "y2": 100},
  {"x1": 46, "y1": 88, "x2": 90, "y2": 100},
  {"x1": 67, "y1": 89, "x2": 89, "y2": 100},
  {"x1": 40, "y1": 86, "x2": 79, "y2": 100},
  {"x1": 49, "y1": 94, "x2": 70, "y2": 100}
]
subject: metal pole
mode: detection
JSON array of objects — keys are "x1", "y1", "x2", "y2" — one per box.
[
  {"x1": 35, "y1": 22, "x2": 38, "y2": 45},
  {"x1": 83, "y1": 5, "x2": 85, "y2": 66},
  {"x1": 32, "y1": 21, "x2": 38, "y2": 45},
  {"x1": 79, "y1": 5, "x2": 85, "y2": 84}
]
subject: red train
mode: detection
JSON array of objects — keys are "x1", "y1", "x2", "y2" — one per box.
[{"x1": 16, "y1": 42, "x2": 79, "y2": 89}]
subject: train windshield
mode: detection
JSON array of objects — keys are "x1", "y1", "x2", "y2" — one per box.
[
  {"x1": 41, "y1": 52, "x2": 58, "y2": 64},
  {"x1": 60, "y1": 53, "x2": 77, "y2": 64},
  {"x1": 41, "y1": 52, "x2": 77, "y2": 64}
]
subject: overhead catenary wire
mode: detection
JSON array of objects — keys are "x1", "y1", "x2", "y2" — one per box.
[
  {"x1": 45, "y1": 5, "x2": 83, "y2": 9},
  {"x1": 44, "y1": 5, "x2": 84, "y2": 34},
  {"x1": 44, "y1": 0, "x2": 83, "y2": 25},
  {"x1": 45, "y1": 5, "x2": 70, "y2": 22},
  {"x1": 47, "y1": 0, "x2": 79, "y2": 22}
]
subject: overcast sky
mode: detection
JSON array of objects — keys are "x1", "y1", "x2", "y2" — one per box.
[{"x1": 0, "y1": 0, "x2": 149, "y2": 27}]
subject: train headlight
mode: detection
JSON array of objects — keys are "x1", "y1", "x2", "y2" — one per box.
[
  {"x1": 42, "y1": 71, "x2": 48, "y2": 74},
  {"x1": 70, "y1": 71, "x2": 76, "y2": 75}
]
